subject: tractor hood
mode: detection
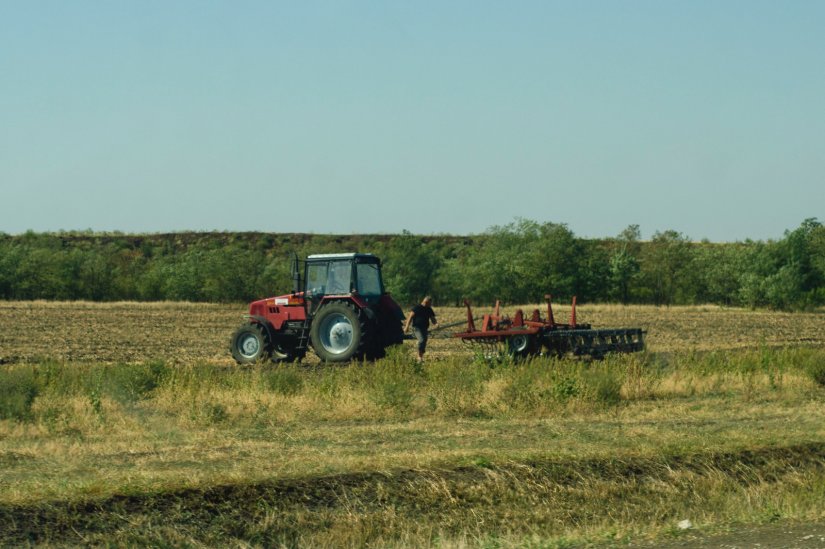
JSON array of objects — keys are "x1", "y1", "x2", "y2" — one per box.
[{"x1": 248, "y1": 294, "x2": 305, "y2": 316}]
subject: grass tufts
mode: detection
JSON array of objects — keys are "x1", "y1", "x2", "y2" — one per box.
[
  {"x1": 426, "y1": 359, "x2": 489, "y2": 416},
  {"x1": 262, "y1": 365, "x2": 305, "y2": 396},
  {"x1": 805, "y1": 359, "x2": 825, "y2": 387},
  {"x1": 583, "y1": 367, "x2": 623, "y2": 406},
  {"x1": 365, "y1": 359, "x2": 419, "y2": 412},
  {"x1": 105, "y1": 360, "x2": 170, "y2": 403},
  {"x1": 0, "y1": 365, "x2": 39, "y2": 421}
]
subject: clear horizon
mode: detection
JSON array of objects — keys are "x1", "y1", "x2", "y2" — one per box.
[{"x1": 1, "y1": 2, "x2": 823, "y2": 242}]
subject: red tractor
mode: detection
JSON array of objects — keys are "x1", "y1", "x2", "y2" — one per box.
[{"x1": 230, "y1": 253, "x2": 405, "y2": 363}]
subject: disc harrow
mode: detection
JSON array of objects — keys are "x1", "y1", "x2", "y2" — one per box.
[{"x1": 453, "y1": 295, "x2": 644, "y2": 359}]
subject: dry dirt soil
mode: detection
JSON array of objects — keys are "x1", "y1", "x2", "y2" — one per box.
[{"x1": 1, "y1": 301, "x2": 824, "y2": 365}]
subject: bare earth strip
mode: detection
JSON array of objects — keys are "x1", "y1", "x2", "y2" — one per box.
[{"x1": 3, "y1": 443, "x2": 825, "y2": 547}]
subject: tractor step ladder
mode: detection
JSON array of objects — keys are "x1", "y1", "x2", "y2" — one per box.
[{"x1": 295, "y1": 320, "x2": 311, "y2": 352}]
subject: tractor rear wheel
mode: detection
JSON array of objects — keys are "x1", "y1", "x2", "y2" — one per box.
[
  {"x1": 310, "y1": 302, "x2": 365, "y2": 362},
  {"x1": 230, "y1": 324, "x2": 272, "y2": 364}
]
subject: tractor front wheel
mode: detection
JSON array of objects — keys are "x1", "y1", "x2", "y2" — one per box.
[
  {"x1": 310, "y1": 302, "x2": 364, "y2": 362},
  {"x1": 230, "y1": 324, "x2": 272, "y2": 364}
]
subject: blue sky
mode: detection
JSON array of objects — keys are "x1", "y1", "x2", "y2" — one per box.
[{"x1": 1, "y1": 1, "x2": 823, "y2": 241}]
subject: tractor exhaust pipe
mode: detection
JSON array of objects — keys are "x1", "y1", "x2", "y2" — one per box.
[{"x1": 290, "y1": 252, "x2": 301, "y2": 295}]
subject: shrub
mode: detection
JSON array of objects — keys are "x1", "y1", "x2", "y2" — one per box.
[
  {"x1": 38, "y1": 359, "x2": 86, "y2": 396},
  {"x1": 583, "y1": 368, "x2": 623, "y2": 406},
  {"x1": 78, "y1": 367, "x2": 106, "y2": 418},
  {"x1": 806, "y1": 361, "x2": 825, "y2": 387},
  {"x1": 193, "y1": 402, "x2": 228, "y2": 425},
  {"x1": 0, "y1": 366, "x2": 39, "y2": 421},
  {"x1": 426, "y1": 360, "x2": 488, "y2": 415},
  {"x1": 106, "y1": 361, "x2": 169, "y2": 403},
  {"x1": 315, "y1": 370, "x2": 342, "y2": 401},
  {"x1": 366, "y1": 360, "x2": 419, "y2": 411},
  {"x1": 263, "y1": 367, "x2": 304, "y2": 396},
  {"x1": 551, "y1": 375, "x2": 580, "y2": 402},
  {"x1": 500, "y1": 364, "x2": 545, "y2": 412}
]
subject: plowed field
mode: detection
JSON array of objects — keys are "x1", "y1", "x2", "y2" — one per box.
[
  {"x1": 1, "y1": 301, "x2": 824, "y2": 364},
  {"x1": 0, "y1": 301, "x2": 825, "y2": 364}
]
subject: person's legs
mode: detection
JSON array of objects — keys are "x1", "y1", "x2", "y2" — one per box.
[{"x1": 413, "y1": 327, "x2": 428, "y2": 361}]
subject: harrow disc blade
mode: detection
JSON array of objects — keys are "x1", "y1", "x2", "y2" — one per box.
[{"x1": 543, "y1": 328, "x2": 645, "y2": 358}]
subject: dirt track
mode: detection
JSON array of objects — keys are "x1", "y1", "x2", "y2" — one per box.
[{"x1": 653, "y1": 523, "x2": 825, "y2": 548}]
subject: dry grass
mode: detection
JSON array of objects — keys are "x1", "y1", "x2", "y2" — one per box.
[
  {"x1": 2, "y1": 350, "x2": 824, "y2": 504},
  {"x1": 2, "y1": 301, "x2": 825, "y2": 546}
]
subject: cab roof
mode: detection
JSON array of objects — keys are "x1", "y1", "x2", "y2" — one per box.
[{"x1": 306, "y1": 253, "x2": 378, "y2": 261}]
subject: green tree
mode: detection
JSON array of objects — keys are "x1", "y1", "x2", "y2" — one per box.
[
  {"x1": 161, "y1": 251, "x2": 205, "y2": 301},
  {"x1": 0, "y1": 242, "x2": 22, "y2": 299},
  {"x1": 78, "y1": 249, "x2": 117, "y2": 300},
  {"x1": 691, "y1": 243, "x2": 748, "y2": 306},
  {"x1": 200, "y1": 246, "x2": 265, "y2": 302},
  {"x1": 576, "y1": 239, "x2": 611, "y2": 303},
  {"x1": 640, "y1": 230, "x2": 693, "y2": 306},
  {"x1": 258, "y1": 254, "x2": 294, "y2": 298},
  {"x1": 382, "y1": 231, "x2": 441, "y2": 307},
  {"x1": 609, "y1": 224, "x2": 641, "y2": 303},
  {"x1": 13, "y1": 247, "x2": 66, "y2": 299},
  {"x1": 456, "y1": 219, "x2": 583, "y2": 305},
  {"x1": 757, "y1": 218, "x2": 825, "y2": 309}
]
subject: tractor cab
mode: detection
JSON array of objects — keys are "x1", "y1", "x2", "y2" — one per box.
[{"x1": 300, "y1": 253, "x2": 386, "y2": 314}]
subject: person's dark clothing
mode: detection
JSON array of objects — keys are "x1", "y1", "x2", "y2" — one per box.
[
  {"x1": 409, "y1": 304, "x2": 436, "y2": 356},
  {"x1": 413, "y1": 327, "x2": 429, "y2": 354},
  {"x1": 410, "y1": 305, "x2": 436, "y2": 330}
]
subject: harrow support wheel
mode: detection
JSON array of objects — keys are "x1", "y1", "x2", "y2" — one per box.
[
  {"x1": 230, "y1": 323, "x2": 272, "y2": 364},
  {"x1": 507, "y1": 333, "x2": 538, "y2": 359}
]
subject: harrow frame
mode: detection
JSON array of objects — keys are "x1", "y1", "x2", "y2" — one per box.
[{"x1": 453, "y1": 295, "x2": 644, "y2": 359}]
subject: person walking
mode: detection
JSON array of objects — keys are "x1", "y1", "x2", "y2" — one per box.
[{"x1": 404, "y1": 296, "x2": 438, "y2": 362}]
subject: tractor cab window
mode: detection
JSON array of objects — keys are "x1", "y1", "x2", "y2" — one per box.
[
  {"x1": 306, "y1": 263, "x2": 328, "y2": 296},
  {"x1": 356, "y1": 262, "x2": 382, "y2": 297},
  {"x1": 326, "y1": 261, "x2": 352, "y2": 294},
  {"x1": 306, "y1": 261, "x2": 352, "y2": 295}
]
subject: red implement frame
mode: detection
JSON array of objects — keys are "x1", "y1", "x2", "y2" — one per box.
[
  {"x1": 453, "y1": 293, "x2": 645, "y2": 359},
  {"x1": 454, "y1": 294, "x2": 589, "y2": 340}
]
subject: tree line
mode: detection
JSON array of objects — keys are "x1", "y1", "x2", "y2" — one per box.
[{"x1": 0, "y1": 219, "x2": 823, "y2": 310}]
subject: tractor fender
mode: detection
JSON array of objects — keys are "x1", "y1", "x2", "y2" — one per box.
[
  {"x1": 247, "y1": 315, "x2": 299, "y2": 347},
  {"x1": 318, "y1": 296, "x2": 374, "y2": 319},
  {"x1": 379, "y1": 294, "x2": 405, "y2": 321},
  {"x1": 246, "y1": 315, "x2": 275, "y2": 342}
]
